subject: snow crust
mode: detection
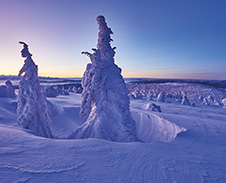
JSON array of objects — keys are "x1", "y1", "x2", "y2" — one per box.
[{"x1": 1, "y1": 82, "x2": 226, "y2": 182}]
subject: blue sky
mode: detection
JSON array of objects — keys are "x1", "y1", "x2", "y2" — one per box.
[{"x1": 0, "y1": 0, "x2": 226, "y2": 79}]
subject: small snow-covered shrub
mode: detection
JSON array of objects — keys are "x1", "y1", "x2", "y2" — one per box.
[
  {"x1": 202, "y1": 98, "x2": 210, "y2": 105},
  {"x1": 143, "y1": 103, "x2": 161, "y2": 112},
  {"x1": 181, "y1": 94, "x2": 191, "y2": 106},
  {"x1": 213, "y1": 100, "x2": 222, "y2": 106},
  {"x1": 43, "y1": 86, "x2": 59, "y2": 98},
  {"x1": 157, "y1": 92, "x2": 165, "y2": 102},
  {"x1": 131, "y1": 90, "x2": 143, "y2": 99},
  {"x1": 207, "y1": 95, "x2": 214, "y2": 104},
  {"x1": 166, "y1": 93, "x2": 173, "y2": 98},
  {"x1": 75, "y1": 87, "x2": 82, "y2": 93},
  {"x1": 222, "y1": 98, "x2": 226, "y2": 108},
  {"x1": 0, "y1": 80, "x2": 16, "y2": 98},
  {"x1": 198, "y1": 95, "x2": 204, "y2": 102}
]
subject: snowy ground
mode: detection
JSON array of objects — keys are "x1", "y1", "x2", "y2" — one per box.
[{"x1": 1, "y1": 82, "x2": 226, "y2": 182}]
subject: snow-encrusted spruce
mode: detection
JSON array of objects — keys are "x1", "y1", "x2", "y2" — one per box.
[
  {"x1": 181, "y1": 92, "x2": 191, "y2": 106},
  {"x1": 157, "y1": 92, "x2": 165, "y2": 102},
  {"x1": 17, "y1": 42, "x2": 53, "y2": 138},
  {"x1": 69, "y1": 15, "x2": 138, "y2": 142}
]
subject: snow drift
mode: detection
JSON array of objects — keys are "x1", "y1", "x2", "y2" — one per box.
[{"x1": 131, "y1": 111, "x2": 186, "y2": 142}]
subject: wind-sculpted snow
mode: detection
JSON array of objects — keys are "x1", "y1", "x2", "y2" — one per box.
[
  {"x1": 131, "y1": 111, "x2": 186, "y2": 142},
  {"x1": 1, "y1": 90, "x2": 226, "y2": 182},
  {"x1": 69, "y1": 16, "x2": 137, "y2": 142},
  {"x1": 17, "y1": 42, "x2": 53, "y2": 138}
]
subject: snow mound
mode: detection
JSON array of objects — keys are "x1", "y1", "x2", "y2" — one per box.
[
  {"x1": 43, "y1": 86, "x2": 59, "y2": 98},
  {"x1": 142, "y1": 103, "x2": 161, "y2": 112},
  {"x1": 131, "y1": 111, "x2": 186, "y2": 142},
  {"x1": 0, "y1": 80, "x2": 16, "y2": 98}
]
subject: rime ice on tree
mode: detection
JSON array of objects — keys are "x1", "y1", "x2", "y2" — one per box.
[
  {"x1": 17, "y1": 42, "x2": 53, "y2": 138},
  {"x1": 69, "y1": 16, "x2": 137, "y2": 142},
  {"x1": 157, "y1": 92, "x2": 165, "y2": 102},
  {"x1": 181, "y1": 92, "x2": 191, "y2": 106}
]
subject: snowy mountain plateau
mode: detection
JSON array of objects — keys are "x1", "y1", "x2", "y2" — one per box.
[
  {"x1": 1, "y1": 14, "x2": 226, "y2": 182},
  {"x1": 1, "y1": 78, "x2": 226, "y2": 182}
]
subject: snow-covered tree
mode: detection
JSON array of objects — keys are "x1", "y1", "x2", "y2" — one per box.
[
  {"x1": 181, "y1": 93, "x2": 191, "y2": 106},
  {"x1": 198, "y1": 95, "x2": 204, "y2": 102},
  {"x1": 207, "y1": 95, "x2": 214, "y2": 104},
  {"x1": 130, "y1": 90, "x2": 143, "y2": 99},
  {"x1": 17, "y1": 42, "x2": 53, "y2": 138},
  {"x1": 213, "y1": 99, "x2": 222, "y2": 106},
  {"x1": 143, "y1": 103, "x2": 161, "y2": 112},
  {"x1": 157, "y1": 92, "x2": 165, "y2": 102},
  {"x1": 0, "y1": 80, "x2": 16, "y2": 98},
  {"x1": 69, "y1": 16, "x2": 138, "y2": 142},
  {"x1": 222, "y1": 98, "x2": 226, "y2": 108},
  {"x1": 202, "y1": 98, "x2": 210, "y2": 105}
]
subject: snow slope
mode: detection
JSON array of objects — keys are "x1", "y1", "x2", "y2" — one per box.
[{"x1": 1, "y1": 88, "x2": 226, "y2": 182}]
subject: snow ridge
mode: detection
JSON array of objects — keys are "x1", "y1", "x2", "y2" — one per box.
[{"x1": 131, "y1": 111, "x2": 186, "y2": 142}]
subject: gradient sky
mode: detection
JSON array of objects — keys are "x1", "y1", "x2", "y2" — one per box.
[{"x1": 0, "y1": 0, "x2": 226, "y2": 79}]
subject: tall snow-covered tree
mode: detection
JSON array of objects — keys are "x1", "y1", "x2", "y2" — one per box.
[
  {"x1": 69, "y1": 15, "x2": 138, "y2": 142},
  {"x1": 17, "y1": 42, "x2": 53, "y2": 138}
]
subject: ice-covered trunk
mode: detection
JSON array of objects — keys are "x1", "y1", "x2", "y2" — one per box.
[
  {"x1": 17, "y1": 42, "x2": 53, "y2": 138},
  {"x1": 69, "y1": 16, "x2": 137, "y2": 142}
]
